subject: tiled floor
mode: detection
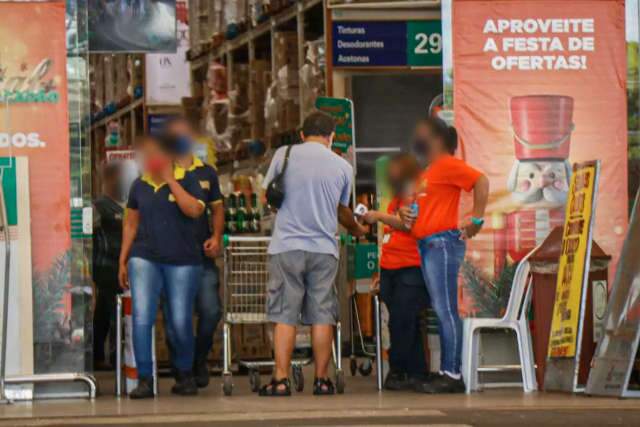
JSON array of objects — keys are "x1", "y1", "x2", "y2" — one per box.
[{"x1": 0, "y1": 368, "x2": 638, "y2": 426}]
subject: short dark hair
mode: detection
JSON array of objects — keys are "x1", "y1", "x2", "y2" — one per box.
[
  {"x1": 420, "y1": 117, "x2": 458, "y2": 155},
  {"x1": 302, "y1": 111, "x2": 336, "y2": 138},
  {"x1": 138, "y1": 135, "x2": 170, "y2": 154}
]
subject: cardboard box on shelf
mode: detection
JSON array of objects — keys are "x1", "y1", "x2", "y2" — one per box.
[
  {"x1": 236, "y1": 324, "x2": 272, "y2": 360},
  {"x1": 276, "y1": 64, "x2": 300, "y2": 100},
  {"x1": 277, "y1": 99, "x2": 300, "y2": 132},
  {"x1": 250, "y1": 60, "x2": 269, "y2": 139},
  {"x1": 114, "y1": 54, "x2": 130, "y2": 104},
  {"x1": 103, "y1": 55, "x2": 116, "y2": 105},
  {"x1": 90, "y1": 55, "x2": 105, "y2": 112},
  {"x1": 274, "y1": 31, "x2": 298, "y2": 70},
  {"x1": 209, "y1": 324, "x2": 272, "y2": 363},
  {"x1": 155, "y1": 311, "x2": 170, "y2": 363}
]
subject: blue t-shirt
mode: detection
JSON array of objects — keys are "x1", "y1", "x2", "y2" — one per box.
[
  {"x1": 263, "y1": 142, "x2": 353, "y2": 258},
  {"x1": 187, "y1": 158, "x2": 223, "y2": 246},
  {"x1": 127, "y1": 168, "x2": 205, "y2": 265}
]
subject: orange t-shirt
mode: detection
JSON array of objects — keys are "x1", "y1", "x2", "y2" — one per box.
[
  {"x1": 411, "y1": 155, "x2": 482, "y2": 240},
  {"x1": 380, "y1": 197, "x2": 421, "y2": 270}
]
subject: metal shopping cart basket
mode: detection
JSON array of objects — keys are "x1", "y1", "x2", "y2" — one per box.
[{"x1": 221, "y1": 236, "x2": 345, "y2": 396}]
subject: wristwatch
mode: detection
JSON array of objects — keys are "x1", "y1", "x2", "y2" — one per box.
[{"x1": 471, "y1": 217, "x2": 485, "y2": 226}]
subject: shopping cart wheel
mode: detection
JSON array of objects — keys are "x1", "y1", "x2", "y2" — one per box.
[
  {"x1": 359, "y1": 359, "x2": 373, "y2": 377},
  {"x1": 336, "y1": 370, "x2": 345, "y2": 394},
  {"x1": 223, "y1": 373, "x2": 233, "y2": 396},
  {"x1": 349, "y1": 358, "x2": 357, "y2": 376},
  {"x1": 249, "y1": 369, "x2": 261, "y2": 393},
  {"x1": 292, "y1": 365, "x2": 304, "y2": 392}
]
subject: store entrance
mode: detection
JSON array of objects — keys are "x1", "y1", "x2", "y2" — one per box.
[{"x1": 350, "y1": 72, "x2": 443, "y2": 194}]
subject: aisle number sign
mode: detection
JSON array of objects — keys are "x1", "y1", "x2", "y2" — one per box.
[
  {"x1": 332, "y1": 20, "x2": 442, "y2": 67},
  {"x1": 548, "y1": 161, "x2": 600, "y2": 359}
]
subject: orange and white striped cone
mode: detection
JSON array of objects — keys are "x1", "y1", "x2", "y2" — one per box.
[{"x1": 122, "y1": 292, "x2": 157, "y2": 395}]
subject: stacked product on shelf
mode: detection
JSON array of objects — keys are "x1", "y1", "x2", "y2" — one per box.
[
  {"x1": 89, "y1": 53, "x2": 144, "y2": 125},
  {"x1": 265, "y1": 31, "x2": 300, "y2": 139},
  {"x1": 300, "y1": 39, "x2": 326, "y2": 118}
]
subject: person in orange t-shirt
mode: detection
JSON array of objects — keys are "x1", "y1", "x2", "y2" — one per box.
[
  {"x1": 362, "y1": 153, "x2": 429, "y2": 391},
  {"x1": 400, "y1": 117, "x2": 489, "y2": 394}
]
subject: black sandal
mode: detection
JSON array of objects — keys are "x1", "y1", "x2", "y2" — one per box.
[
  {"x1": 313, "y1": 378, "x2": 335, "y2": 396},
  {"x1": 258, "y1": 378, "x2": 292, "y2": 397}
]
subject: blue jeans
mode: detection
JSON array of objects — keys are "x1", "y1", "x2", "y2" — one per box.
[
  {"x1": 128, "y1": 257, "x2": 202, "y2": 378},
  {"x1": 164, "y1": 261, "x2": 222, "y2": 364},
  {"x1": 418, "y1": 230, "x2": 466, "y2": 375}
]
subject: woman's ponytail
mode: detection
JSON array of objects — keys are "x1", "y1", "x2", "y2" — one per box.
[{"x1": 445, "y1": 125, "x2": 458, "y2": 154}]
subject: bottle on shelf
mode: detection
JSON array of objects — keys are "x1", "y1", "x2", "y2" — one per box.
[
  {"x1": 250, "y1": 192, "x2": 261, "y2": 233},
  {"x1": 235, "y1": 192, "x2": 248, "y2": 234},
  {"x1": 226, "y1": 193, "x2": 238, "y2": 234}
]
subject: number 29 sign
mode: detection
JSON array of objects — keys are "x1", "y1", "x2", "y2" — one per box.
[{"x1": 332, "y1": 20, "x2": 442, "y2": 68}]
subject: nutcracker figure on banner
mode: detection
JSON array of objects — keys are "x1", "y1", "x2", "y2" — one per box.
[{"x1": 495, "y1": 95, "x2": 573, "y2": 271}]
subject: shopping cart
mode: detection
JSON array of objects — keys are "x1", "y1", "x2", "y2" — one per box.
[{"x1": 221, "y1": 236, "x2": 345, "y2": 396}]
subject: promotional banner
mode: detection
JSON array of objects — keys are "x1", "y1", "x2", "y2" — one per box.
[
  {"x1": 145, "y1": 0, "x2": 190, "y2": 105},
  {"x1": 0, "y1": 1, "x2": 70, "y2": 382},
  {"x1": 89, "y1": 0, "x2": 177, "y2": 52},
  {"x1": 0, "y1": 1, "x2": 70, "y2": 276},
  {"x1": 547, "y1": 161, "x2": 599, "y2": 360},
  {"x1": 452, "y1": 0, "x2": 628, "y2": 315}
]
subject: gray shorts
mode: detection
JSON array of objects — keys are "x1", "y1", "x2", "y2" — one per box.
[{"x1": 267, "y1": 250, "x2": 339, "y2": 326}]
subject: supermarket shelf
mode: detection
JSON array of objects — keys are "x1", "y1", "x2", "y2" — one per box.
[
  {"x1": 190, "y1": 0, "x2": 322, "y2": 70},
  {"x1": 90, "y1": 98, "x2": 143, "y2": 131},
  {"x1": 216, "y1": 157, "x2": 259, "y2": 176}
]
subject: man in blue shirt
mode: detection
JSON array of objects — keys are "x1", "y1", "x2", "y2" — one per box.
[
  {"x1": 162, "y1": 117, "x2": 224, "y2": 388},
  {"x1": 260, "y1": 112, "x2": 366, "y2": 396}
]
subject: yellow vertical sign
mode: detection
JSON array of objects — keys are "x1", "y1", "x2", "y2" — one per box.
[{"x1": 548, "y1": 162, "x2": 599, "y2": 359}]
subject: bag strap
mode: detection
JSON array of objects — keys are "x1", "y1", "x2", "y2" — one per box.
[{"x1": 277, "y1": 144, "x2": 294, "y2": 179}]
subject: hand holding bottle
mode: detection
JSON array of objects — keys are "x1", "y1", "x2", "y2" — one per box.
[{"x1": 398, "y1": 204, "x2": 418, "y2": 229}]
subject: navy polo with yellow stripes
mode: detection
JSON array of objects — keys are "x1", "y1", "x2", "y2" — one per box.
[
  {"x1": 184, "y1": 157, "x2": 223, "y2": 245},
  {"x1": 126, "y1": 166, "x2": 206, "y2": 265}
]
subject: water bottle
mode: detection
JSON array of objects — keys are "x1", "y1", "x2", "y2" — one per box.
[{"x1": 404, "y1": 199, "x2": 419, "y2": 229}]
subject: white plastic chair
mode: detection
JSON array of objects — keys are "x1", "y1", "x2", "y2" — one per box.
[{"x1": 461, "y1": 248, "x2": 538, "y2": 394}]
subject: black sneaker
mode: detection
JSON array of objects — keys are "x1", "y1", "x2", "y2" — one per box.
[
  {"x1": 194, "y1": 359, "x2": 210, "y2": 388},
  {"x1": 384, "y1": 371, "x2": 410, "y2": 391},
  {"x1": 414, "y1": 373, "x2": 465, "y2": 394},
  {"x1": 408, "y1": 372, "x2": 436, "y2": 388},
  {"x1": 129, "y1": 377, "x2": 154, "y2": 399},
  {"x1": 171, "y1": 371, "x2": 198, "y2": 396}
]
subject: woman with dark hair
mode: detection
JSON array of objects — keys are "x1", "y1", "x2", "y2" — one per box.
[
  {"x1": 402, "y1": 117, "x2": 490, "y2": 394},
  {"x1": 119, "y1": 136, "x2": 205, "y2": 399},
  {"x1": 362, "y1": 153, "x2": 430, "y2": 390}
]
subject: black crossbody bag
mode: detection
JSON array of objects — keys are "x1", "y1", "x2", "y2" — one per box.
[{"x1": 265, "y1": 145, "x2": 294, "y2": 209}]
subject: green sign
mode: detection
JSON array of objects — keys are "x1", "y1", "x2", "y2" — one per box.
[
  {"x1": 407, "y1": 20, "x2": 443, "y2": 67},
  {"x1": 348, "y1": 242, "x2": 379, "y2": 280},
  {"x1": 0, "y1": 158, "x2": 17, "y2": 226},
  {"x1": 315, "y1": 97, "x2": 354, "y2": 153}
]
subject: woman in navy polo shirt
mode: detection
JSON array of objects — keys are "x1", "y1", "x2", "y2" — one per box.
[{"x1": 118, "y1": 136, "x2": 205, "y2": 399}]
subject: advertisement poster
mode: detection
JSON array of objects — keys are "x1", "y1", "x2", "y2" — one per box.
[
  {"x1": 89, "y1": 0, "x2": 177, "y2": 52},
  {"x1": 146, "y1": 0, "x2": 190, "y2": 105},
  {"x1": 0, "y1": 1, "x2": 70, "y2": 278},
  {"x1": 548, "y1": 162, "x2": 599, "y2": 359},
  {"x1": 452, "y1": 0, "x2": 628, "y2": 315}
]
